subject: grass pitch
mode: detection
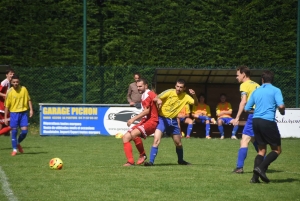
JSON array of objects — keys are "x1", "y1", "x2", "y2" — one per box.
[{"x1": 0, "y1": 129, "x2": 299, "y2": 201}]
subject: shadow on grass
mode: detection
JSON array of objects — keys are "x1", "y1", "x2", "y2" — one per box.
[
  {"x1": 242, "y1": 169, "x2": 284, "y2": 174},
  {"x1": 23, "y1": 152, "x2": 48, "y2": 155},
  {"x1": 272, "y1": 178, "x2": 300, "y2": 183},
  {"x1": 0, "y1": 146, "x2": 42, "y2": 150}
]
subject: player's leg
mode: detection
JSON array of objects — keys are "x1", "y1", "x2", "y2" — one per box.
[
  {"x1": 229, "y1": 118, "x2": 238, "y2": 139},
  {"x1": 17, "y1": 111, "x2": 30, "y2": 154},
  {"x1": 205, "y1": 119, "x2": 211, "y2": 139},
  {"x1": 123, "y1": 128, "x2": 141, "y2": 166},
  {"x1": 9, "y1": 112, "x2": 18, "y2": 156},
  {"x1": 217, "y1": 118, "x2": 225, "y2": 139},
  {"x1": 0, "y1": 113, "x2": 11, "y2": 135},
  {"x1": 184, "y1": 118, "x2": 193, "y2": 138},
  {"x1": 233, "y1": 134, "x2": 252, "y2": 173}
]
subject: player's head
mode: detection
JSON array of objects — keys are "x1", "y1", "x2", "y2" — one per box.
[
  {"x1": 198, "y1": 93, "x2": 206, "y2": 103},
  {"x1": 236, "y1": 65, "x2": 250, "y2": 83},
  {"x1": 136, "y1": 78, "x2": 148, "y2": 94},
  {"x1": 11, "y1": 74, "x2": 20, "y2": 89},
  {"x1": 220, "y1": 93, "x2": 227, "y2": 103},
  {"x1": 261, "y1": 70, "x2": 274, "y2": 84},
  {"x1": 6, "y1": 68, "x2": 14, "y2": 81},
  {"x1": 175, "y1": 79, "x2": 186, "y2": 95},
  {"x1": 134, "y1": 73, "x2": 141, "y2": 82}
]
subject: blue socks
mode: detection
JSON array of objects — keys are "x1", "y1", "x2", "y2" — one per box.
[
  {"x1": 236, "y1": 147, "x2": 248, "y2": 168},
  {"x1": 186, "y1": 124, "x2": 193, "y2": 137},
  {"x1": 205, "y1": 124, "x2": 210, "y2": 136},
  {"x1": 11, "y1": 129, "x2": 18, "y2": 150},
  {"x1": 232, "y1": 125, "x2": 239, "y2": 136},
  {"x1": 149, "y1": 146, "x2": 158, "y2": 163},
  {"x1": 218, "y1": 126, "x2": 224, "y2": 136},
  {"x1": 176, "y1": 147, "x2": 183, "y2": 162},
  {"x1": 18, "y1": 130, "x2": 28, "y2": 143}
]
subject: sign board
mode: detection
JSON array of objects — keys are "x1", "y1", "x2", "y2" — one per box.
[
  {"x1": 275, "y1": 108, "x2": 300, "y2": 138},
  {"x1": 39, "y1": 104, "x2": 141, "y2": 136}
]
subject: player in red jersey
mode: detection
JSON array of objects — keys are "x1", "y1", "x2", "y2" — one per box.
[
  {"x1": 122, "y1": 78, "x2": 159, "y2": 166},
  {"x1": 0, "y1": 68, "x2": 14, "y2": 135}
]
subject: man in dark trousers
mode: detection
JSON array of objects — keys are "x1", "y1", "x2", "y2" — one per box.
[{"x1": 245, "y1": 70, "x2": 285, "y2": 183}]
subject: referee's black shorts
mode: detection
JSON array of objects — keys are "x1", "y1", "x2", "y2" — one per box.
[{"x1": 253, "y1": 118, "x2": 281, "y2": 146}]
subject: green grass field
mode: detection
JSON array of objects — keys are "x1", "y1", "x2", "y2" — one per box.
[{"x1": 0, "y1": 127, "x2": 299, "y2": 201}]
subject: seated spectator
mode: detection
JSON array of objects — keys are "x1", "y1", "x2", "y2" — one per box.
[
  {"x1": 177, "y1": 104, "x2": 194, "y2": 138},
  {"x1": 192, "y1": 93, "x2": 216, "y2": 139},
  {"x1": 216, "y1": 93, "x2": 238, "y2": 140}
]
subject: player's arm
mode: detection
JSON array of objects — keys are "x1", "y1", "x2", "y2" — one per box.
[
  {"x1": 275, "y1": 89, "x2": 285, "y2": 115},
  {"x1": 28, "y1": 100, "x2": 34, "y2": 118},
  {"x1": 244, "y1": 93, "x2": 255, "y2": 113},
  {"x1": 233, "y1": 93, "x2": 247, "y2": 125},
  {"x1": 189, "y1": 89, "x2": 198, "y2": 106},
  {"x1": 127, "y1": 107, "x2": 150, "y2": 127}
]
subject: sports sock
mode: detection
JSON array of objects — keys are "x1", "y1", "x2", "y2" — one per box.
[
  {"x1": 205, "y1": 124, "x2": 210, "y2": 136},
  {"x1": 259, "y1": 151, "x2": 279, "y2": 170},
  {"x1": 11, "y1": 129, "x2": 18, "y2": 150},
  {"x1": 253, "y1": 154, "x2": 264, "y2": 180},
  {"x1": 176, "y1": 146, "x2": 184, "y2": 162},
  {"x1": 252, "y1": 141, "x2": 259, "y2": 152},
  {"x1": 18, "y1": 130, "x2": 28, "y2": 144},
  {"x1": 0, "y1": 126, "x2": 11, "y2": 135},
  {"x1": 186, "y1": 124, "x2": 193, "y2": 137},
  {"x1": 236, "y1": 147, "x2": 248, "y2": 168},
  {"x1": 133, "y1": 137, "x2": 145, "y2": 156},
  {"x1": 149, "y1": 146, "x2": 158, "y2": 163},
  {"x1": 123, "y1": 142, "x2": 134, "y2": 164},
  {"x1": 218, "y1": 126, "x2": 224, "y2": 136},
  {"x1": 232, "y1": 125, "x2": 239, "y2": 136}
]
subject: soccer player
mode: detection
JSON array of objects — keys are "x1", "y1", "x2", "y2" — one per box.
[
  {"x1": 216, "y1": 94, "x2": 238, "y2": 139},
  {"x1": 177, "y1": 104, "x2": 193, "y2": 138},
  {"x1": 4, "y1": 74, "x2": 33, "y2": 156},
  {"x1": 0, "y1": 68, "x2": 14, "y2": 135},
  {"x1": 192, "y1": 93, "x2": 216, "y2": 139},
  {"x1": 232, "y1": 66, "x2": 260, "y2": 174},
  {"x1": 122, "y1": 78, "x2": 159, "y2": 166},
  {"x1": 144, "y1": 79, "x2": 198, "y2": 166},
  {"x1": 245, "y1": 70, "x2": 285, "y2": 183}
]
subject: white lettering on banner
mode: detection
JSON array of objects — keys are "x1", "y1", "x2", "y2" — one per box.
[{"x1": 276, "y1": 109, "x2": 300, "y2": 138}]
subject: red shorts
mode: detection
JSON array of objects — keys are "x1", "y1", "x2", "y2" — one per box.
[
  {"x1": 0, "y1": 112, "x2": 9, "y2": 125},
  {"x1": 129, "y1": 119, "x2": 158, "y2": 139}
]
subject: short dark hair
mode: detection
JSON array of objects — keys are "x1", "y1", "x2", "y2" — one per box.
[
  {"x1": 11, "y1": 74, "x2": 20, "y2": 80},
  {"x1": 134, "y1": 72, "x2": 141, "y2": 78},
  {"x1": 261, "y1": 70, "x2": 274, "y2": 83},
  {"x1": 137, "y1": 78, "x2": 148, "y2": 85},
  {"x1": 176, "y1": 79, "x2": 186, "y2": 86},
  {"x1": 220, "y1": 93, "x2": 226, "y2": 97},
  {"x1": 198, "y1": 93, "x2": 206, "y2": 99},
  {"x1": 236, "y1": 65, "x2": 250, "y2": 77},
  {"x1": 6, "y1": 68, "x2": 14, "y2": 74}
]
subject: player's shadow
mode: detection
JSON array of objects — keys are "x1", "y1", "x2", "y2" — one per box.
[
  {"x1": 272, "y1": 178, "x2": 300, "y2": 183},
  {"x1": 0, "y1": 146, "x2": 42, "y2": 150},
  {"x1": 23, "y1": 152, "x2": 48, "y2": 155},
  {"x1": 243, "y1": 169, "x2": 283, "y2": 174}
]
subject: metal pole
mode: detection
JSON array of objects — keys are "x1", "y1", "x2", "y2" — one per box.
[
  {"x1": 297, "y1": 0, "x2": 300, "y2": 107},
  {"x1": 83, "y1": 0, "x2": 87, "y2": 103}
]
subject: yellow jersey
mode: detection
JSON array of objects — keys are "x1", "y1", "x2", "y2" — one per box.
[
  {"x1": 192, "y1": 103, "x2": 211, "y2": 117},
  {"x1": 158, "y1": 89, "x2": 194, "y2": 118},
  {"x1": 178, "y1": 104, "x2": 190, "y2": 117},
  {"x1": 5, "y1": 86, "x2": 31, "y2": 112},
  {"x1": 216, "y1": 102, "x2": 232, "y2": 118},
  {"x1": 240, "y1": 80, "x2": 260, "y2": 101}
]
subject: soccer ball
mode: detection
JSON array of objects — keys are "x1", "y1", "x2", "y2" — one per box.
[
  {"x1": 115, "y1": 133, "x2": 123, "y2": 138},
  {"x1": 49, "y1": 158, "x2": 63, "y2": 170}
]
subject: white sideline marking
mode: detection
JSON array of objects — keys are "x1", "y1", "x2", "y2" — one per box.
[{"x1": 0, "y1": 166, "x2": 18, "y2": 201}]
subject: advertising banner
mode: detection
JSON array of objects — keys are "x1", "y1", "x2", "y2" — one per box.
[
  {"x1": 40, "y1": 104, "x2": 141, "y2": 136},
  {"x1": 276, "y1": 109, "x2": 300, "y2": 138}
]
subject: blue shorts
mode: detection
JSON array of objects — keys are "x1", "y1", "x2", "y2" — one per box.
[
  {"x1": 157, "y1": 116, "x2": 180, "y2": 135},
  {"x1": 10, "y1": 112, "x2": 29, "y2": 128},
  {"x1": 242, "y1": 114, "x2": 254, "y2": 137},
  {"x1": 195, "y1": 119, "x2": 206, "y2": 124},
  {"x1": 179, "y1": 117, "x2": 186, "y2": 123},
  {"x1": 219, "y1": 117, "x2": 233, "y2": 125}
]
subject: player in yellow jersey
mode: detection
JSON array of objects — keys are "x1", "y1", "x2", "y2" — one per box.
[
  {"x1": 4, "y1": 74, "x2": 33, "y2": 156},
  {"x1": 144, "y1": 79, "x2": 198, "y2": 166},
  {"x1": 216, "y1": 94, "x2": 239, "y2": 139},
  {"x1": 192, "y1": 93, "x2": 216, "y2": 139},
  {"x1": 231, "y1": 66, "x2": 260, "y2": 175},
  {"x1": 177, "y1": 104, "x2": 193, "y2": 138}
]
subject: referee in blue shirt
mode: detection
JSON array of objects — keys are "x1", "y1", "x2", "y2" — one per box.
[{"x1": 245, "y1": 70, "x2": 285, "y2": 183}]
